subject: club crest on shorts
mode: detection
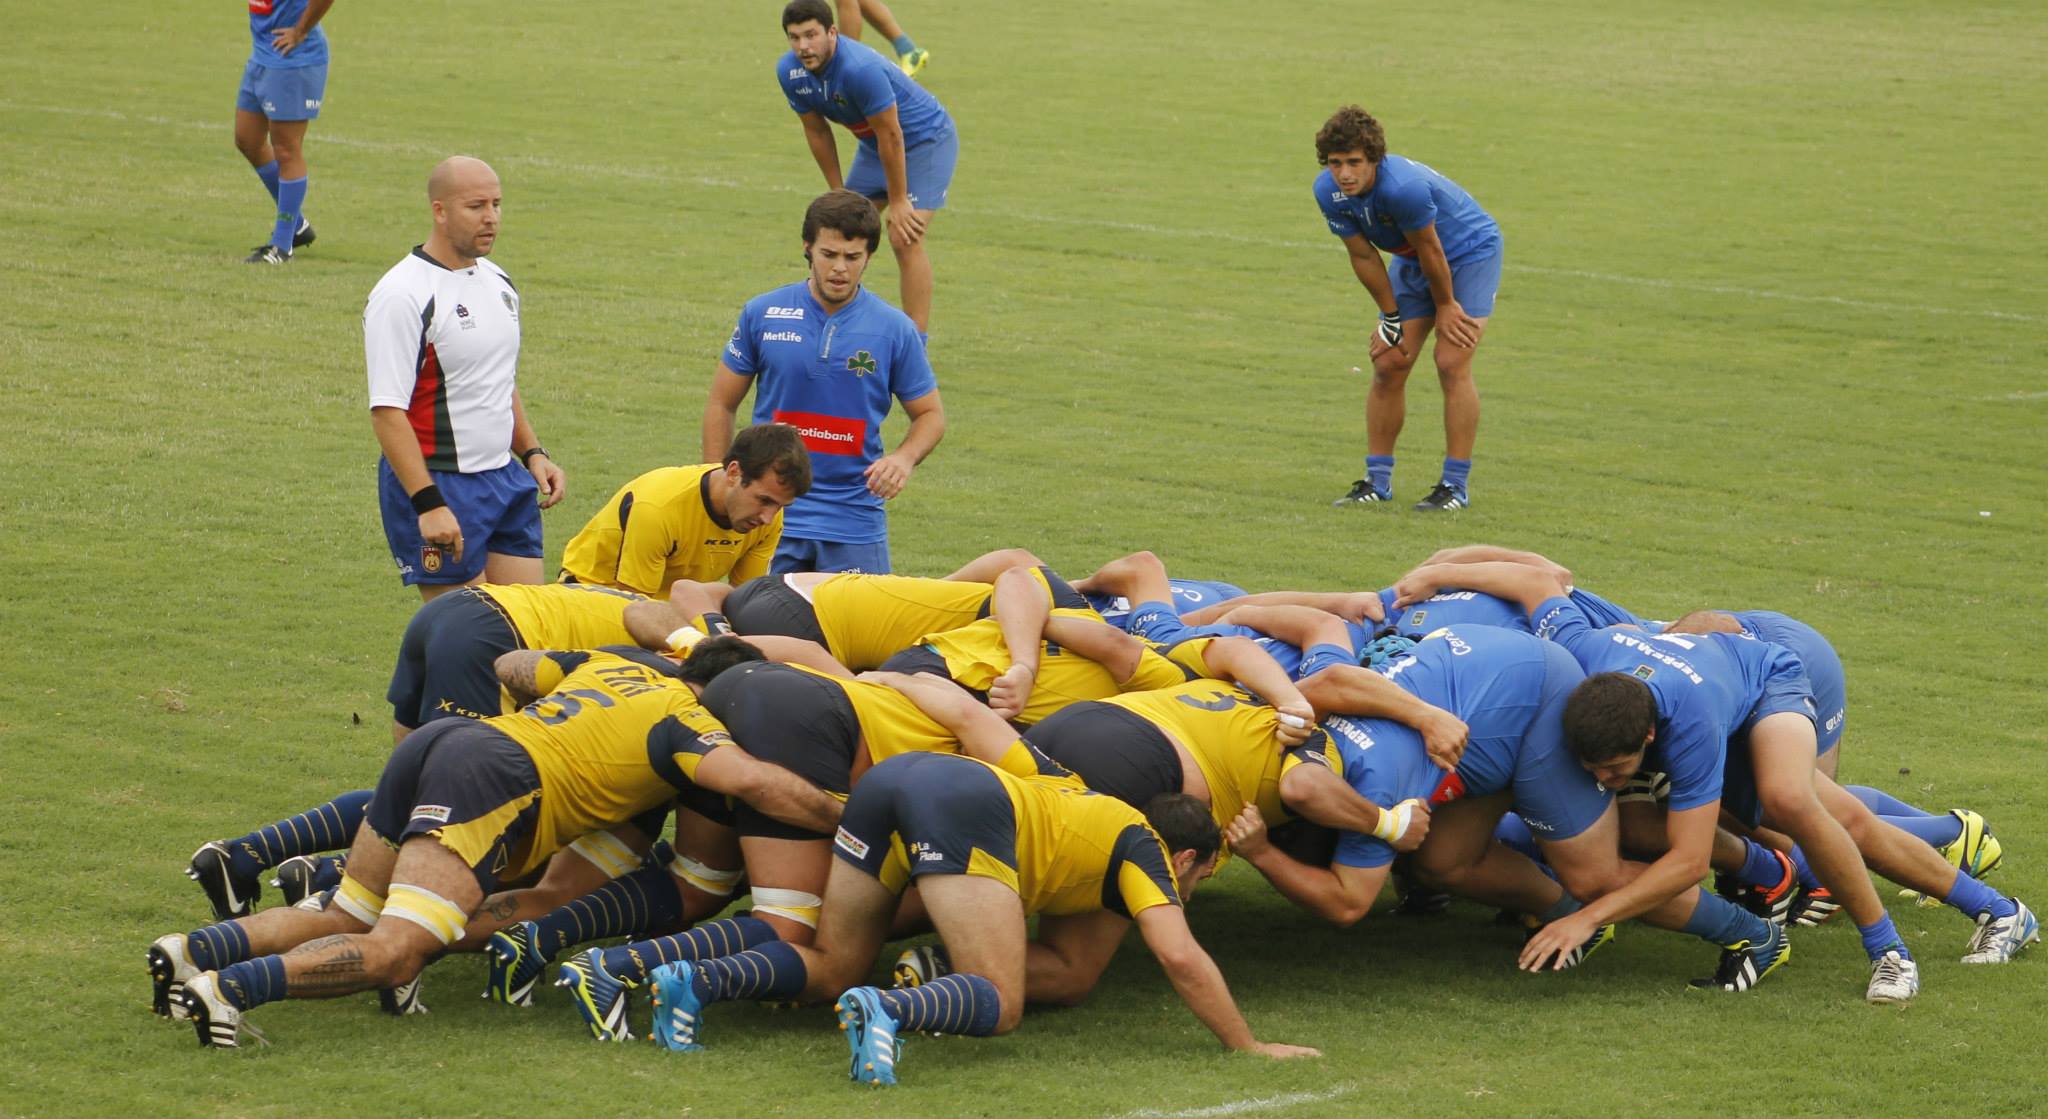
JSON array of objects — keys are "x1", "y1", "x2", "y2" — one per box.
[{"x1": 421, "y1": 545, "x2": 444, "y2": 574}]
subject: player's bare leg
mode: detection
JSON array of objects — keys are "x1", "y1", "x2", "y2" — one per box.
[
  {"x1": 1367, "y1": 318, "x2": 1430, "y2": 457},
  {"x1": 1072, "y1": 550, "x2": 1171, "y2": 605},
  {"x1": 1412, "y1": 795, "x2": 1566, "y2": 915},
  {"x1": 944, "y1": 548, "x2": 1045, "y2": 583},
  {"x1": 234, "y1": 110, "x2": 275, "y2": 169},
  {"x1": 914, "y1": 874, "x2": 1029, "y2": 1032},
  {"x1": 1750, "y1": 714, "x2": 1883, "y2": 927},
  {"x1": 788, "y1": 859, "x2": 912, "y2": 999},
  {"x1": 458, "y1": 823, "x2": 652, "y2": 950},
  {"x1": 266, "y1": 118, "x2": 309, "y2": 182},
  {"x1": 484, "y1": 552, "x2": 545, "y2": 586},
  {"x1": 1432, "y1": 318, "x2": 1487, "y2": 462},
  {"x1": 280, "y1": 839, "x2": 482, "y2": 998},
  {"x1": 877, "y1": 203, "x2": 936, "y2": 333},
  {"x1": 738, "y1": 835, "x2": 832, "y2": 945},
  {"x1": 1026, "y1": 910, "x2": 1129, "y2": 1006}
]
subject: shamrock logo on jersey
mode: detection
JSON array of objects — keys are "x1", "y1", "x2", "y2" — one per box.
[{"x1": 846, "y1": 350, "x2": 877, "y2": 377}]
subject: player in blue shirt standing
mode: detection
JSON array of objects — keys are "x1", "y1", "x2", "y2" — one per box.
[
  {"x1": 702, "y1": 190, "x2": 945, "y2": 574},
  {"x1": 235, "y1": 0, "x2": 333, "y2": 264},
  {"x1": 776, "y1": 0, "x2": 959, "y2": 335},
  {"x1": 1315, "y1": 107, "x2": 1503, "y2": 512}
]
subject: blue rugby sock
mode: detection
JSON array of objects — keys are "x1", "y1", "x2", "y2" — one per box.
[
  {"x1": 1943, "y1": 871, "x2": 2015, "y2": 920},
  {"x1": 1845, "y1": 785, "x2": 1934, "y2": 818},
  {"x1": 229, "y1": 789, "x2": 372, "y2": 878},
  {"x1": 1858, "y1": 915, "x2": 1910, "y2": 960},
  {"x1": 216, "y1": 955, "x2": 288, "y2": 1011},
  {"x1": 186, "y1": 920, "x2": 252, "y2": 972},
  {"x1": 310, "y1": 855, "x2": 346, "y2": 892},
  {"x1": 1682, "y1": 890, "x2": 1771, "y2": 947},
  {"x1": 531, "y1": 865, "x2": 685, "y2": 961},
  {"x1": 1440, "y1": 457, "x2": 1472, "y2": 493},
  {"x1": 1365, "y1": 455, "x2": 1394, "y2": 498},
  {"x1": 1786, "y1": 844, "x2": 1820, "y2": 890},
  {"x1": 270, "y1": 176, "x2": 307, "y2": 253},
  {"x1": 605, "y1": 915, "x2": 777, "y2": 984},
  {"x1": 1735, "y1": 839, "x2": 1786, "y2": 888},
  {"x1": 892, "y1": 34, "x2": 917, "y2": 55},
  {"x1": 253, "y1": 158, "x2": 281, "y2": 202},
  {"x1": 691, "y1": 940, "x2": 806, "y2": 1004},
  {"x1": 1882, "y1": 812, "x2": 1964, "y2": 849},
  {"x1": 878, "y1": 973, "x2": 1001, "y2": 1036}
]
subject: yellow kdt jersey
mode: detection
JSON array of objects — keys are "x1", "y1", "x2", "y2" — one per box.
[
  {"x1": 777, "y1": 664, "x2": 1044, "y2": 780},
  {"x1": 1099, "y1": 679, "x2": 1291, "y2": 830},
  {"x1": 996, "y1": 763, "x2": 1184, "y2": 918},
  {"x1": 924, "y1": 609, "x2": 1193, "y2": 725},
  {"x1": 488, "y1": 648, "x2": 733, "y2": 877},
  {"x1": 478, "y1": 582, "x2": 649, "y2": 649},
  {"x1": 557, "y1": 465, "x2": 781, "y2": 596}
]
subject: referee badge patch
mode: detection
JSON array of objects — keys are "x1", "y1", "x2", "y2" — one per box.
[{"x1": 421, "y1": 545, "x2": 444, "y2": 574}]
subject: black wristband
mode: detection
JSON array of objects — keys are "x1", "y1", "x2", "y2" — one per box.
[
  {"x1": 410, "y1": 484, "x2": 448, "y2": 515},
  {"x1": 518, "y1": 446, "x2": 549, "y2": 466}
]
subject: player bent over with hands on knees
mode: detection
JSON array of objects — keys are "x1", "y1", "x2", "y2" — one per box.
[{"x1": 632, "y1": 670, "x2": 1317, "y2": 1082}]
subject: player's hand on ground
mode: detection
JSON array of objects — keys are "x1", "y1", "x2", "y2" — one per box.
[
  {"x1": 1418, "y1": 707, "x2": 1469, "y2": 770},
  {"x1": 1223, "y1": 804, "x2": 1271, "y2": 858},
  {"x1": 1333, "y1": 591, "x2": 1386, "y2": 625},
  {"x1": 1435, "y1": 300, "x2": 1482, "y2": 348},
  {"x1": 865, "y1": 452, "x2": 915, "y2": 499},
  {"x1": 1273, "y1": 701, "x2": 1316, "y2": 747},
  {"x1": 419, "y1": 506, "x2": 464, "y2": 563},
  {"x1": 1388, "y1": 798, "x2": 1431, "y2": 852},
  {"x1": 987, "y1": 663, "x2": 1034, "y2": 720},
  {"x1": 1244, "y1": 1041, "x2": 1322, "y2": 1059},
  {"x1": 271, "y1": 27, "x2": 306, "y2": 54},
  {"x1": 886, "y1": 204, "x2": 928, "y2": 248},
  {"x1": 1518, "y1": 910, "x2": 1602, "y2": 972},
  {"x1": 529, "y1": 455, "x2": 566, "y2": 509}
]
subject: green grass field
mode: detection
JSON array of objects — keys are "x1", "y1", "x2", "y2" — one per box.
[{"x1": 4, "y1": 0, "x2": 2046, "y2": 1115}]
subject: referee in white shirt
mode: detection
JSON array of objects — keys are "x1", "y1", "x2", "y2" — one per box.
[{"x1": 365, "y1": 156, "x2": 566, "y2": 601}]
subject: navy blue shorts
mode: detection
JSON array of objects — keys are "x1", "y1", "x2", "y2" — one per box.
[
  {"x1": 236, "y1": 59, "x2": 327, "y2": 121},
  {"x1": 1024, "y1": 701, "x2": 1182, "y2": 811},
  {"x1": 366, "y1": 719, "x2": 542, "y2": 893},
  {"x1": 378, "y1": 459, "x2": 543, "y2": 586},
  {"x1": 722, "y1": 576, "x2": 828, "y2": 645},
  {"x1": 385, "y1": 588, "x2": 522, "y2": 727},
  {"x1": 770, "y1": 536, "x2": 892, "y2": 575},
  {"x1": 698, "y1": 663, "x2": 860, "y2": 841},
  {"x1": 833, "y1": 753, "x2": 1017, "y2": 895}
]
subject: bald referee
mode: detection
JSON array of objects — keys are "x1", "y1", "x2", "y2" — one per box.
[{"x1": 366, "y1": 157, "x2": 567, "y2": 601}]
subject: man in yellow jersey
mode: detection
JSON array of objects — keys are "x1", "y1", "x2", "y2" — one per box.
[
  {"x1": 636, "y1": 673, "x2": 1320, "y2": 1080},
  {"x1": 386, "y1": 580, "x2": 654, "y2": 741},
  {"x1": 557, "y1": 424, "x2": 811, "y2": 597},
  {"x1": 549, "y1": 656, "x2": 1065, "y2": 1041},
  {"x1": 879, "y1": 606, "x2": 1195, "y2": 723},
  {"x1": 152, "y1": 637, "x2": 844, "y2": 1047}
]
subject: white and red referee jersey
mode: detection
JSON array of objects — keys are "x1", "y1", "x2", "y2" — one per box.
[{"x1": 364, "y1": 247, "x2": 522, "y2": 473}]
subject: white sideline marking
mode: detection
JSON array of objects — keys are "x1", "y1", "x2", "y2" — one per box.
[
  {"x1": 7, "y1": 100, "x2": 2042, "y2": 326},
  {"x1": 1978, "y1": 390, "x2": 2048, "y2": 401},
  {"x1": 1113, "y1": 1084, "x2": 1358, "y2": 1119}
]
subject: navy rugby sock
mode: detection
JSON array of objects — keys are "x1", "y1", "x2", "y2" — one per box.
[
  {"x1": 691, "y1": 940, "x2": 807, "y2": 1003},
  {"x1": 531, "y1": 865, "x2": 685, "y2": 961},
  {"x1": 878, "y1": 973, "x2": 1001, "y2": 1036},
  {"x1": 228, "y1": 789, "x2": 372, "y2": 878},
  {"x1": 605, "y1": 915, "x2": 778, "y2": 984},
  {"x1": 186, "y1": 920, "x2": 253, "y2": 972},
  {"x1": 216, "y1": 955, "x2": 287, "y2": 1010}
]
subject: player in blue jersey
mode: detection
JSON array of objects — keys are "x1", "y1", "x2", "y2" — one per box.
[
  {"x1": 702, "y1": 190, "x2": 945, "y2": 574},
  {"x1": 1396, "y1": 561, "x2": 2039, "y2": 1001},
  {"x1": 1315, "y1": 107, "x2": 1503, "y2": 512},
  {"x1": 1279, "y1": 627, "x2": 1796, "y2": 990},
  {"x1": 777, "y1": 0, "x2": 959, "y2": 334},
  {"x1": 235, "y1": 0, "x2": 333, "y2": 263}
]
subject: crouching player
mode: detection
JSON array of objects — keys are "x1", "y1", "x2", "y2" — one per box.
[
  {"x1": 639, "y1": 741, "x2": 1319, "y2": 1082},
  {"x1": 147, "y1": 639, "x2": 842, "y2": 1047}
]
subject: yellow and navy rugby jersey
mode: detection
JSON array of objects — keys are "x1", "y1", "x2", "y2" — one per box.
[
  {"x1": 994, "y1": 762, "x2": 1184, "y2": 918},
  {"x1": 477, "y1": 581, "x2": 649, "y2": 649},
  {"x1": 488, "y1": 647, "x2": 733, "y2": 877},
  {"x1": 783, "y1": 664, "x2": 1048, "y2": 781},
  {"x1": 924, "y1": 608, "x2": 1193, "y2": 725},
  {"x1": 1098, "y1": 679, "x2": 1295, "y2": 830},
  {"x1": 811, "y1": 567, "x2": 1068, "y2": 670},
  {"x1": 557, "y1": 465, "x2": 782, "y2": 597}
]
